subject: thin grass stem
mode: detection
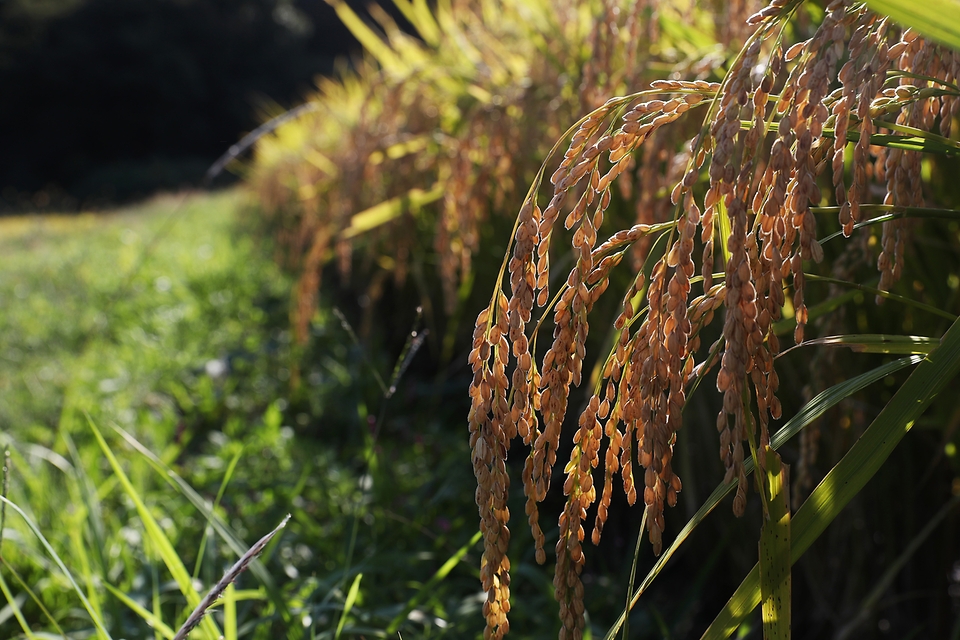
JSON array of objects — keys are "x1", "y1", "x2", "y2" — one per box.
[
  {"x1": 621, "y1": 507, "x2": 648, "y2": 640},
  {"x1": 173, "y1": 514, "x2": 291, "y2": 640}
]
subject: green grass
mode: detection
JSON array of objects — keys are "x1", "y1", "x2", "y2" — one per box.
[
  {"x1": 0, "y1": 190, "x2": 494, "y2": 639},
  {"x1": 0, "y1": 189, "x2": 291, "y2": 446}
]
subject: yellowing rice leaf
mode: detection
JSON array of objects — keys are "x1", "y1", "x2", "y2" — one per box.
[{"x1": 342, "y1": 185, "x2": 444, "y2": 239}]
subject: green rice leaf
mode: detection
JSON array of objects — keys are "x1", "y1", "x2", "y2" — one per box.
[
  {"x1": 817, "y1": 125, "x2": 959, "y2": 155},
  {"x1": 325, "y1": 0, "x2": 405, "y2": 70},
  {"x1": 802, "y1": 274, "x2": 957, "y2": 322},
  {"x1": 771, "y1": 290, "x2": 860, "y2": 336},
  {"x1": 391, "y1": 0, "x2": 441, "y2": 45},
  {"x1": 780, "y1": 334, "x2": 940, "y2": 356},
  {"x1": 817, "y1": 206, "x2": 960, "y2": 246},
  {"x1": 603, "y1": 355, "x2": 921, "y2": 640},
  {"x1": 758, "y1": 448, "x2": 790, "y2": 640},
  {"x1": 701, "y1": 316, "x2": 960, "y2": 639},
  {"x1": 863, "y1": 0, "x2": 960, "y2": 51},
  {"x1": 716, "y1": 196, "x2": 733, "y2": 267},
  {"x1": 335, "y1": 573, "x2": 363, "y2": 640}
]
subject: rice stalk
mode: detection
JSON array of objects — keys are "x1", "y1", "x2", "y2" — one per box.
[
  {"x1": 602, "y1": 353, "x2": 924, "y2": 639},
  {"x1": 250, "y1": 0, "x2": 738, "y2": 343},
  {"x1": 467, "y1": 1, "x2": 960, "y2": 636},
  {"x1": 701, "y1": 314, "x2": 960, "y2": 638}
]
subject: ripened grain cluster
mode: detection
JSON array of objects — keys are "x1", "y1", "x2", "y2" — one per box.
[{"x1": 467, "y1": 0, "x2": 960, "y2": 637}]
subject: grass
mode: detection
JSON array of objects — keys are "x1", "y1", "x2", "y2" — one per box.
[
  {"x1": 0, "y1": 190, "x2": 498, "y2": 638},
  {"x1": 0, "y1": 189, "x2": 291, "y2": 444}
]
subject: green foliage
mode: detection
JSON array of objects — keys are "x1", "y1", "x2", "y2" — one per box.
[
  {"x1": 758, "y1": 446, "x2": 790, "y2": 640},
  {"x1": 0, "y1": 190, "x2": 289, "y2": 443},
  {"x1": 704, "y1": 315, "x2": 960, "y2": 637},
  {"x1": 863, "y1": 0, "x2": 960, "y2": 50},
  {"x1": 0, "y1": 191, "x2": 495, "y2": 638}
]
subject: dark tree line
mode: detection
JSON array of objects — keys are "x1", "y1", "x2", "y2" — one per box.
[{"x1": 0, "y1": 0, "x2": 398, "y2": 208}]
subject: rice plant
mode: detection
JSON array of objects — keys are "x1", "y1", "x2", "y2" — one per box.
[
  {"x1": 466, "y1": 0, "x2": 960, "y2": 637},
  {"x1": 248, "y1": 0, "x2": 747, "y2": 344}
]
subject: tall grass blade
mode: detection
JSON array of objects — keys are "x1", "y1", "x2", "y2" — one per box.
[
  {"x1": 335, "y1": 572, "x2": 363, "y2": 640},
  {"x1": 109, "y1": 424, "x2": 292, "y2": 626},
  {"x1": 386, "y1": 529, "x2": 482, "y2": 633},
  {"x1": 67, "y1": 508, "x2": 107, "y2": 634},
  {"x1": 86, "y1": 416, "x2": 220, "y2": 640},
  {"x1": 758, "y1": 448, "x2": 790, "y2": 640},
  {"x1": 863, "y1": 0, "x2": 960, "y2": 51},
  {"x1": 0, "y1": 496, "x2": 113, "y2": 639},
  {"x1": 0, "y1": 567, "x2": 37, "y2": 640},
  {"x1": 153, "y1": 558, "x2": 163, "y2": 640},
  {"x1": 193, "y1": 446, "x2": 243, "y2": 580},
  {"x1": 60, "y1": 432, "x2": 112, "y2": 589},
  {"x1": 0, "y1": 558, "x2": 67, "y2": 638},
  {"x1": 603, "y1": 355, "x2": 921, "y2": 640},
  {"x1": 102, "y1": 582, "x2": 176, "y2": 640},
  {"x1": 223, "y1": 582, "x2": 238, "y2": 640},
  {"x1": 701, "y1": 317, "x2": 960, "y2": 639},
  {"x1": 1, "y1": 450, "x2": 9, "y2": 551}
]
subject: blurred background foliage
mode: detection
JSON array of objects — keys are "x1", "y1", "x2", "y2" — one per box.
[
  {"x1": 0, "y1": 0, "x2": 959, "y2": 638},
  {"x1": 248, "y1": 0, "x2": 746, "y2": 350}
]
